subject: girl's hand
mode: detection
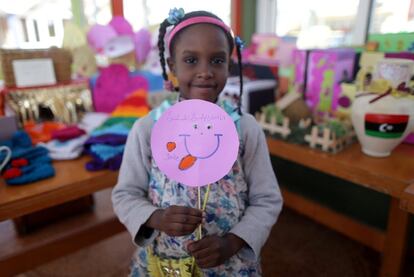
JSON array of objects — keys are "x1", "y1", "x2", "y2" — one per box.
[
  {"x1": 187, "y1": 233, "x2": 246, "y2": 268},
  {"x1": 146, "y1": 205, "x2": 203, "y2": 236}
]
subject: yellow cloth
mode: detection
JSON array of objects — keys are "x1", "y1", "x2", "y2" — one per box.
[{"x1": 147, "y1": 247, "x2": 202, "y2": 277}]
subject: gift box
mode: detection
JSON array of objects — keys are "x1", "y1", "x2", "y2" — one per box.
[
  {"x1": 220, "y1": 77, "x2": 277, "y2": 115},
  {"x1": 306, "y1": 48, "x2": 356, "y2": 113}
]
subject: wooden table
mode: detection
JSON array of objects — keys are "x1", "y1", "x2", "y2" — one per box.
[
  {"x1": 0, "y1": 156, "x2": 123, "y2": 276},
  {"x1": 267, "y1": 138, "x2": 414, "y2": 277},
  {"x1": 1, "y1": 141, "x2": 413, "y2": 276}
]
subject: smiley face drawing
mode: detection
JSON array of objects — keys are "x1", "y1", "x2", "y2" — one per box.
[{"x1": 151, "y1": 99, "x2": 239, "y2": 187}]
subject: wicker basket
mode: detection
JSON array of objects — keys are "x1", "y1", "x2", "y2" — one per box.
[{"x1": 0, "y1": 47, "x2": 72, "y2": 88}]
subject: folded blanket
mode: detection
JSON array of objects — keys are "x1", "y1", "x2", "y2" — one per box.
[{"x1": 84, "y1": 89, "x2": 149, "y2": 171}]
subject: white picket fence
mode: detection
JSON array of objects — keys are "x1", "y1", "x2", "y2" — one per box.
[
  {"x1": 255, "y1": 112, "x2": 291, "y2": 139},
  {"x1": 304, "y1": 125, "x2": 355, "y2": 153}
]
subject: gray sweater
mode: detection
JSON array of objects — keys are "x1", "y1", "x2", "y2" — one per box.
[{"x1": 111, "y1": 112, "x2": 283, "y2": 261}]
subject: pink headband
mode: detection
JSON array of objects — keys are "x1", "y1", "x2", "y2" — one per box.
[{"x1": 167, "y1": 16, "x2": 233, "y2": 49}]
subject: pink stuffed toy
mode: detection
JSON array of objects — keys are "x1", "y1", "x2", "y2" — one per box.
[
  {"x1": 94, "y1": 64, "x2": 148, "y2": 113},
  {"x1": 87, "y1": 24, "x2": 117, "y2": 53},
  {"x1": 109, "y1": 16, "x2": 134, "y2": 36}
]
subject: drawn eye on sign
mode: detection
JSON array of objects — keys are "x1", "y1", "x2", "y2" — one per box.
[{"x1": 151, "y1": 99, "x2": 239, "y2": 187}]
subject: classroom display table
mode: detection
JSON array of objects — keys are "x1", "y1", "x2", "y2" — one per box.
[
  {"x1": 267, "y1": 138, "x2": 414, "y2": 277},
  {"x1": 1, "y1": 141, "x2": 413, "y2": 276},
  {"x1": 0, "y1": 156, "x2": 122, "y2": 276}
]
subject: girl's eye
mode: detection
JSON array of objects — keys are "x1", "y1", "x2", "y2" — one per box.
[
  {"x1": 211, "y1": 57, "x2": 225, "y2": 64},
  {"x1": 206, "y1": 124, "x2": 212, "y2": 130},
  {"x1": 193, "y1": 124, "x2": 198, "y2": 129},
  {"x1": 185, "y1": 57, "x2": 197, "y2": 64}
]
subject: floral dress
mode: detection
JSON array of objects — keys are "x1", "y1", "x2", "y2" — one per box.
[{"x1": 129, "y1": 100, "x2": 262, "y2": 276}]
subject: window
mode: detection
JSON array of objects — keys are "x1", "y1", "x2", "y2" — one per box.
[
  {"x1": 82, "y1": 0, "x2": 111, "y2": 26},
  {"x1": 0, "y1": 0, "x2": 71, "y2": 49},
  {"x1": 369, "y1": 0, "x2": 414, "y2": 33},
  {"x1": 124, "y1": 0, "x2": 231, "y2": 31},
  {"x1": 275, "y1": 0, "x2": 361, "y2": 49}
]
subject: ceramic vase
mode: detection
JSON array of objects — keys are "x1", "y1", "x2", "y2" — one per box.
[{"x1": 351, "y1": 94, "x2": 414, "y2": 157}]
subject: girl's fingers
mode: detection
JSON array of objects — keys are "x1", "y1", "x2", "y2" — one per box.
[
  {"x1": 188, "y1": 236, "x2": 215, "y2": 253},
  {"x1": 168, "y1": 205, "x2": 203, "y2": 217},
  {"x1": 189, "y1": 245, "x2": 213, "y2": 259},
  {"x1": 169, "y1": 214, "x2": 202, "y2": 224},
  {"x1": 193, "y1": 250, "x2": 221, "y2": 268},
  {"x1": 167, "y1": 223, "x2": 200, "y2": 235}
]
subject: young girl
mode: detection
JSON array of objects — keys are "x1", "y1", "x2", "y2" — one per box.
[{"x1": 112, "y1": 8, "x2": 283, "y2": 276}]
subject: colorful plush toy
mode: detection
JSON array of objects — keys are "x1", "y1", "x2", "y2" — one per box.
[
  {"x1": 93, "y1": 64, "x2": 148, "y2": 113},
  {"x1": 87, "y1": 16, "x2": 152, "y2": 68}
]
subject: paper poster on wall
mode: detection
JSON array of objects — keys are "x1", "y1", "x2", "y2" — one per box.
[
  {"x1": 151, "y1": 99, "x2": 239, "y2": 187},
  {"x1": 12, "y1": 58, "x2": 56, "y2": 87}
]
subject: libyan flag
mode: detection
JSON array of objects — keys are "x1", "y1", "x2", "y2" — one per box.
[{"x1": 365, "y1": 114, "x2": 409, "y2": 139}]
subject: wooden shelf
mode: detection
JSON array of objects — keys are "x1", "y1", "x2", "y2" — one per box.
[
  {"x1": 267, "y1": 138, "x2": 414, "y2": 198},
  {"x1": 0, "y1": 156, "x2": 118, "y2": 221},
  {"x1": 0, "y1": 188, "x2": 125, "y2": 276},
  {"x1": 281, "y1": 187, "x2": 386, "y2": 252},
  {"x1": 266, "y1": 138, "x2": 414, "y2": 277},
  {"x1": 401, "y1": 184, "x2": 414, "y2": 213}
]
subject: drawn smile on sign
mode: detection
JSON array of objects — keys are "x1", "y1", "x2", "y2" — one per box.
[
  {"x1": 170, "y1": 123, "x2": 223, "y2": 171},
  {"x1": 179, "y1": 132, "x2": 223, "y2": 159}
]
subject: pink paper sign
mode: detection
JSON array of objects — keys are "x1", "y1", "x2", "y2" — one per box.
[{"x1": 151, "y1": 99, "x2": 239, "y2": 187}]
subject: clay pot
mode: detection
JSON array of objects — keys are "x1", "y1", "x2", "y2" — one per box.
[{"x1": 351, "y1": 93, "x2": 414, "y2": 157}]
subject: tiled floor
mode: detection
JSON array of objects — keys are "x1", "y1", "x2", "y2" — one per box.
[{"x1": 17, "y1": 208, "x2": 414, "y2": 277}]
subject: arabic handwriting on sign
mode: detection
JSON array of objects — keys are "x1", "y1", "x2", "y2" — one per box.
[{"x1": 166, "y1": 111, "x2": 225, "y2": 122}]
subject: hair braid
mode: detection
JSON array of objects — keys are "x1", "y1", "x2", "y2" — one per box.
[
  {"x1": 157, "y1": 19, "x2": 172, "y2": 81},
  {"x1": 235, "y1": 40, "x2": 243, "y2": 115}
]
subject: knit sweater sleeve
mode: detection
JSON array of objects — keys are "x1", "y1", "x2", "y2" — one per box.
[
  {"x1": 111, "y1": 115, "x2": 160, "y2": 246},
  {"x1": 229, "y1": 113, "x2": 283, "y2": 261}
]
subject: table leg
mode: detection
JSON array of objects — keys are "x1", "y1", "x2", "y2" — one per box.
[{"x1": 380, "y1": 197, "x2": 411, "y2": 277}]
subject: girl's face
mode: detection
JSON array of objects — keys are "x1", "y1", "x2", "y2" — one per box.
[{"x1": 167, "y1": 24, "x2": 231, "y2": 102}]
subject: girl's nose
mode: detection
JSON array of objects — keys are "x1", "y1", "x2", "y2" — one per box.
[{"x1": 196, "y1": 63, "x2": 213, "y2": 79}]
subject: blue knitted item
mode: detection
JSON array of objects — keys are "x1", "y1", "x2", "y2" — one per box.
[
  {"x1": 0, "y1": 130, "x2": 32, "y2": 149},
  {"x1": 1, "y1": 130, "x2": 55, "y2": 185},
  {"x1": 18, "y1": 155, "x2": 52, "y2": 173},
  {"x1": 85, "y1": 152, "x2": 123, "y2": 171},
  {"x1": 6, "y1": 163, "x2": 55, "y2": 185},
  {"x1": 89, "y1": 144, "x2": 125, "y2": 161},
  {"x1": 11, "y1": 146, "x2": 49, "y2": 160}
]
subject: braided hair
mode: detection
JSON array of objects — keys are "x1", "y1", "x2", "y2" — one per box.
[{"x1": 157, "y1": 10, "x2": 244, "y2": 114}]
